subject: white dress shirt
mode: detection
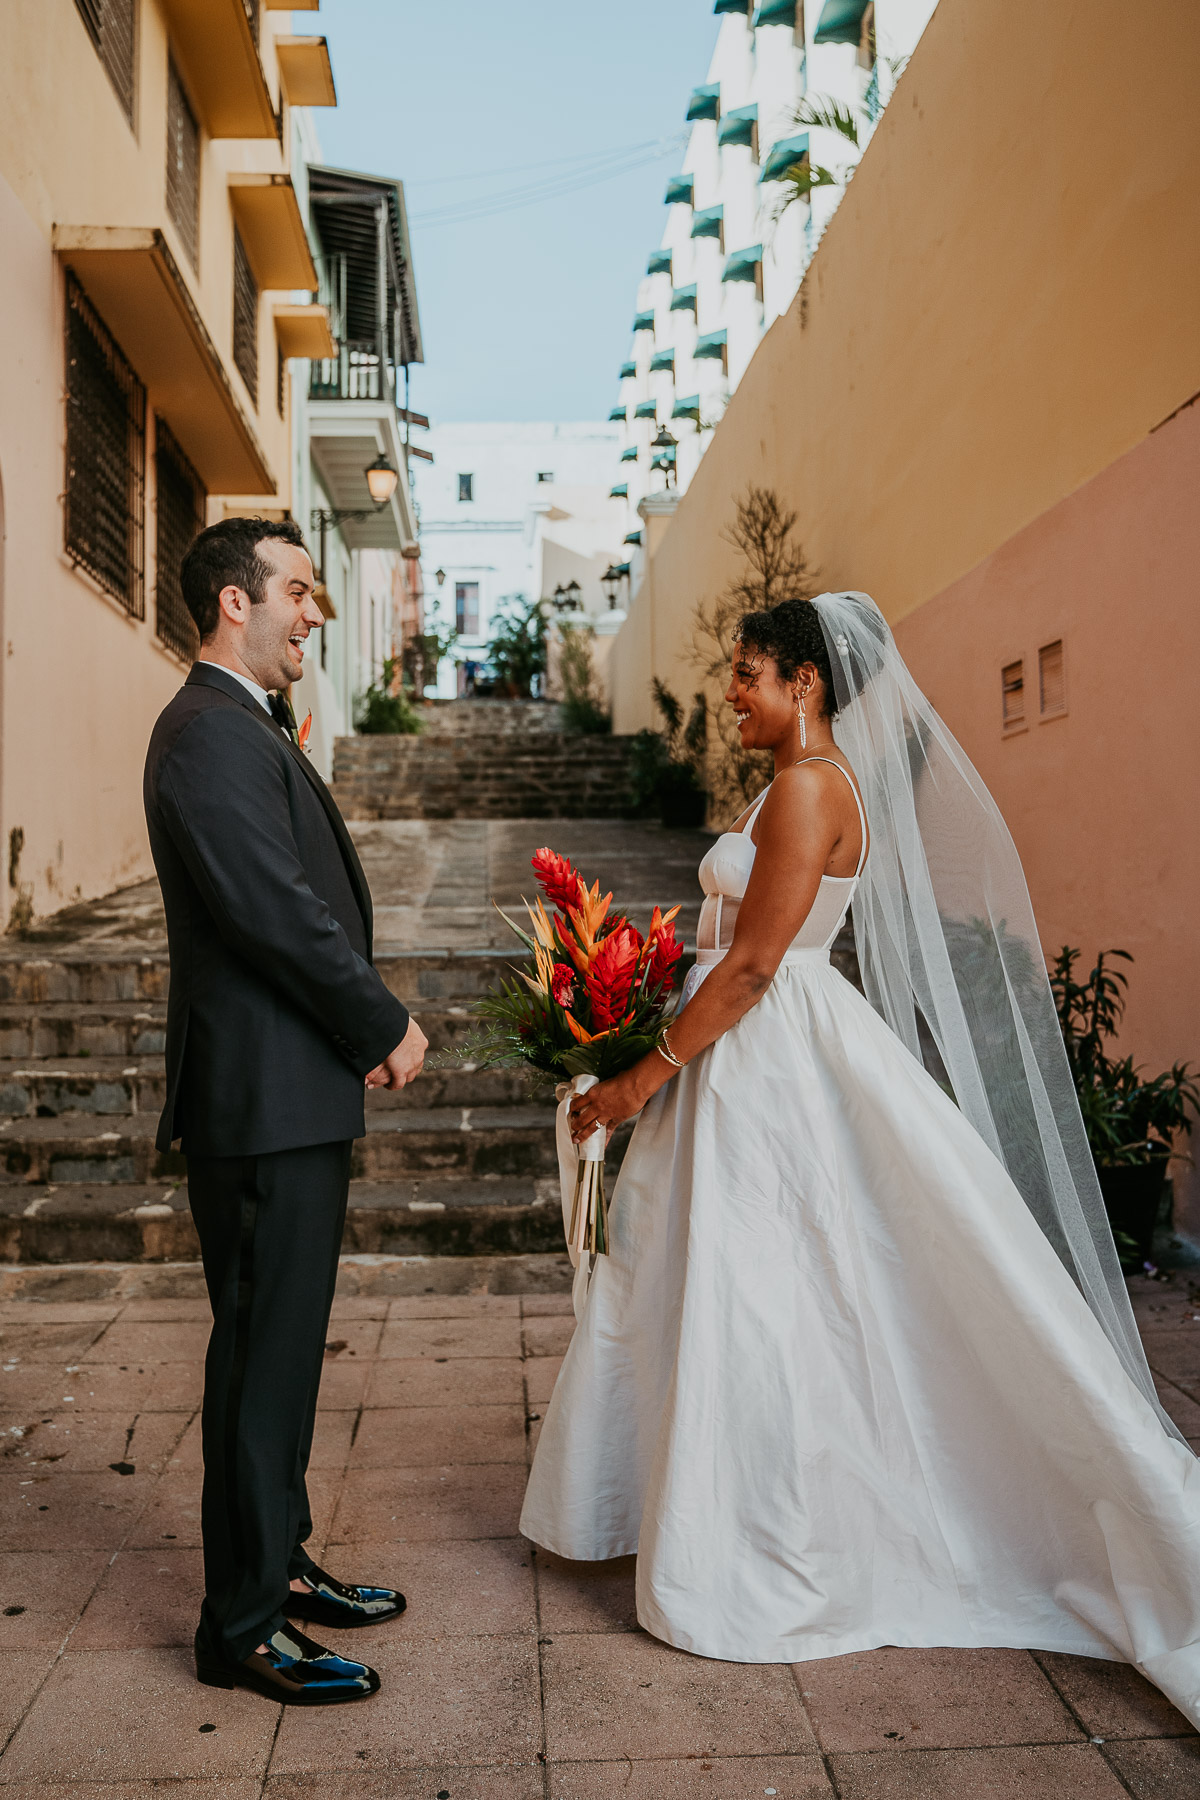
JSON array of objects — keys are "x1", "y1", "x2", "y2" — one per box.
[{"x1": 200, "y1": 660, "x2": 272, "y2": 715}]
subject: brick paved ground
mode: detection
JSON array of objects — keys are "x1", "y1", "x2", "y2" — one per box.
[{"x1": 1, "y1": 1263, "x2": 1199, "y2": 1798}]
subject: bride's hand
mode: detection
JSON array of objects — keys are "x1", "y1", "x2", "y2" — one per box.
[{"x1": 568, "y1": 1069, "x2": 645, "y2": 1146}]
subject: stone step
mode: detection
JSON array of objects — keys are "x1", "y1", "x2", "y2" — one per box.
[
  {"x1": 0, "y1": 1001, "x2": 168, "y2": 1061},
  {"x1": 332, "y1": 730, "x2": 641, "y2": 823},
  {"x1": 405, "y1": 700, "x2": 566, "y2": 738},
  {"x1": 0, "y1": 1056, "x2": 539, "y2": 1120},
  {"x1": 0, "y1": 1103, "x2": 592, "y2": 1186},
  {"x1": 0, "y1": 998, "x2": 501, "y2": 1060},
  {"x1": 0, "y1": 1169, "x2": 616, "y2": 1262},
  {"x1": 0, "y1": 947, "x2": 525, "y2": 1009}
]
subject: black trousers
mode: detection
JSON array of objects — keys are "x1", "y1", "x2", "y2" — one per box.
[{"x1": 186, "y1": 1140, "x2": 352, "y2": 1662}]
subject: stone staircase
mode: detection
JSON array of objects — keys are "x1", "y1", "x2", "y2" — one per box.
[
  {"x1": 332, "y1": 698, "x2": 640, "y2": 821},
  {"x1": 0, "y1": 938, "x2": 637, "y2": 1265}
]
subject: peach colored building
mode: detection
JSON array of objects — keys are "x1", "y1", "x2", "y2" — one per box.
[
  {"x1": 607, "y1": 0, "x2": 1200, "y2": 1216},
  {"x1": 0, "y1": 0, "x2": 343, "y2": 922}
]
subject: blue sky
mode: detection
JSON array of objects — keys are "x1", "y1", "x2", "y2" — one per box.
[{"x1": 302, "y1": 1, "x2": 719, "y2": 425}]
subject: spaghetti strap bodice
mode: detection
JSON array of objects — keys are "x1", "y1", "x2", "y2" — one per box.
[{"x1": 696, "y1": 756, "x2": 868, "y2": 955}]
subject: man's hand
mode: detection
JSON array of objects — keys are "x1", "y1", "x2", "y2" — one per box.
[{"x1": 365, "y1": 1018, "x2": 428, "y2": 1091}]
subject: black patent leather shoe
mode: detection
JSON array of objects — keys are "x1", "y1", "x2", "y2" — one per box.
[
  {"x1": 283, "y1": 1563, "x2": 407, "y2": 1631},
  {"x1": 195, "y1": 1621, "x2": 380, "y2": 1705}
]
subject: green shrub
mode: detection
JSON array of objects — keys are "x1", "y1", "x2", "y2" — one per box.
[
  {"x1": 355, "y1": 658, "x2": 422, "y2": 735},
  {"x1": 558, "y1": 624, "x2": 611, "y2": 735}
]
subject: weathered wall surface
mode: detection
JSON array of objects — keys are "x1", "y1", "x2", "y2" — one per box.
[
  {"x1": 0, "y1": 173, "x2": 182, "y2": 921},
  {"x1": 897, "y1": 401, "x2": 1200, "y2": 1224},
  {"x1": 609, "y1": 0, "x2": 1200, "y2": 731}
]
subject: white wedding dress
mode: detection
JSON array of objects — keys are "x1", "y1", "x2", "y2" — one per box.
[{"x1": 520, "y1": 765, "x2": 1200, "y2": 1725}]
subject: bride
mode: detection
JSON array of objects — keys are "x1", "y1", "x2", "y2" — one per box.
[{"x1": 519, "y1": 591, "x2": 1200, "y2": 1725}]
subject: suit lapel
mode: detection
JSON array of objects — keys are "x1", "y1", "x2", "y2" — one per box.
[
  {"x1": 185, "y1": 663, "x2": 375, "y2": 951},
  {"x1": 277, "y1": 733, "x2": 374, "y2": 951}
]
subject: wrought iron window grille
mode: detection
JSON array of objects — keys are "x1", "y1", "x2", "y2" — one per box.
[
  {"x1": 72, "y1": 0, "x2": 136, "y2": 125},
  {"x1": 232, "y1": 226, "x2": 259, "y2": 404},
  {"x1": 64, "y1": 272, "x2": 146, "y2": 618},
  {"x1": 154, "y1": 418, "x2": 205, "y2": 664},
  {"x1": 166, "y1": 57, "x2": 200, "y2": 269}
]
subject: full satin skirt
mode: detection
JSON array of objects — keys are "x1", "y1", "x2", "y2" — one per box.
[{"x1": 519, "y1": 955, "x2": 1200, "y2": 1726}]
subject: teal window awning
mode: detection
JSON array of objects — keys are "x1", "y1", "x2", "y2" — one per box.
[
  {"x1": 814, "y1": 0, "x2": 869, "y2": 44},
  {"x1": 691, "y1": 204, "x2": 724, "y2": 240},
  {"x1": 613, "y1": 560, "x2": 631, "y2": 576},
  {"x1": 717, "y1": 103, "x2": 757, "y2": 149},
  {"x1": 714, "y1": 0, "x2": 750, "y2": 12},
  {"x1": 619, "y1": 361, "x2": 636, "y2": 380},
  {"x1": 650, "y1": 348, "x2": 675, "y2": 373},
  {"x1": 672, "y1": 395, "x2": 701, "y2": 421},
  {"x1": 610, "y1": 483, "x2": 629, "y2": 499},
  {"x1": 754, "y1": 0, "x2": 797, "y2": 24},
  {"x1": 693, "y1": 328, "x2": 728, "y2": 360},
  {"x1": 670, "y1": 284, "x2": 697, "y2": 313},
  {"x1": 608, "y1": 405, "x2": 627, "y2": 423},
  {"x1": 686, "y1": 83, "x2": 720, "y2": 122},
  {"x1": 624, "y1": 530, "x2": 643, "y2": 547},
  {"x1": 632, "y1": 310, "x2": 655, "y2": 333},
  {"x1": 665, "y1": 174, "x2": 694, "y2": 206},
  {"x1": 647, "y1": 250, "x2": 672, "y2": 277},
  {"x1": 634, "y1": 400, "x2": 658, "y2": 419},
  {"x1": 619, "y1": 446, "x2": 639, "y2": 462},
  {"x1": 759, "y1": 132, "x2": 810, "y2": 183},
  {"x1": 722, "y1": 243, "x2": 763, "y2": 282}
]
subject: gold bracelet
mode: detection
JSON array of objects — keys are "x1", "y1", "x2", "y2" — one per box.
[{"x1": 656, "y1": 1026, "x2": 685, "y2": 1070}]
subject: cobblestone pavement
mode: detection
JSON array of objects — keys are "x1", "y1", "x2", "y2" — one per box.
[{"x1": 0, "y1": 1263, "x2": 1199, "y2": 1797}]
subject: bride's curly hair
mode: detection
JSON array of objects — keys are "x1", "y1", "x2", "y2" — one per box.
[{"x1": 736, "y1": 598, "x2": 840, "y2": 717}]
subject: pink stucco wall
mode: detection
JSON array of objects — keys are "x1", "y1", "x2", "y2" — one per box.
[{"x1": 895, "y1": 401, "x2": 1200, "y2": 1223}]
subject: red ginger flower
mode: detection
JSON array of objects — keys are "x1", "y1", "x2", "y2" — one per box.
[
  {"x1": 551, "y1": 962, "x2": 575, "y2": 1007},
  {"x1": 585, "y1": 925, "x2": 643, "y2": 1030},
  {"x1": 644, "y1": 908, "x2": 683, "y2": 996},
  {"x1": 531, "y1": 847, "x2": 584, "y2": 913}
]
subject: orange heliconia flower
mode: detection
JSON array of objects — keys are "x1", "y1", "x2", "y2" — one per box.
[
  {"x1": 563, "y1": 878, "x2": 614, "y2": 971},
  {"x1": 563, "y1": 1012, "x2": 610, "y2": 1046}
]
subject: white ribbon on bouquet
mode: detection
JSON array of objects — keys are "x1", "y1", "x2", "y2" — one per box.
[{"x1": 554, "y1": 1072, "x2": 606, "y2": 1321}]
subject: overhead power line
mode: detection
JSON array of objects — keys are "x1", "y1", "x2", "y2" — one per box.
[
  {"x1": 407, "y1": 136, "x2": 682, "y2": 189},
  {"x1": 408, "y1": 134, "x2": 687, "y2": 229}
]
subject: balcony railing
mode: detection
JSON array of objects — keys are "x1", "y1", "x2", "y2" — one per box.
[{"x1": 308, "y1": 337, "x2": 395, "y2": 404}]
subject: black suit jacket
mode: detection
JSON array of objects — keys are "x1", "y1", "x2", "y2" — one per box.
[{"x1": 143, "y1": 663, "x2": 410, "y2": 1157}]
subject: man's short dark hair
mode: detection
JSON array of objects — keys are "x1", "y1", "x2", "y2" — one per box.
[{"x1": 179, "y1": 516, "x2": 310, "y2": 641}]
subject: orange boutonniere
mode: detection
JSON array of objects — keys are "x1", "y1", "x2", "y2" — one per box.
[{"x1": 297, "y1": 711, "x2": 313, "y2": 754}]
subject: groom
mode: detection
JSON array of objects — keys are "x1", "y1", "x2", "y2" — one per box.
[{"x1": 144, "y1": 516, "x2": 427, "y2": 1705}]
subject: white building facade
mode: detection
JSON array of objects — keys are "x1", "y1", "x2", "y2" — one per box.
[
  {"x1": 287, "y1": 134, "x2": 424, "y2": 772},
  {"x1": 413, "y1": 422, "x2": 623, "y2": 695},
  {"x1": 612, "y1": 0, "x2": 938, "y2": 543}
]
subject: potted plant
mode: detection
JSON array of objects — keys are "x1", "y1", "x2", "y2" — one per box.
[
  {"x1": 1051, "y1": 947, "x2": 1199, "y2": 1267},
  {"x1": 628, "y1": 680, "x2": 708, "y2": 828}
]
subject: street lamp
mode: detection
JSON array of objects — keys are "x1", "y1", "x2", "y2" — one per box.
[
  {"x1": 364, "y1": 452, "x2": 399, "y2": 506},
  {"x1": 650, "y1": 425, "x2": 678, "y2": 490},
  {"x1": 563, "y1": 579, "x2": 582, "y2": 613},
  {"x1": 435, "y1": 568, "x2": 446, "y2": 586},
  {"x1": 601, "y1": 565, "x2": 622, "y2": 610},
  {"x1": 311, "y1": 453, "x2": 400, "y2": 579},
  {"x1": 552, "y1": 583, "x2": 566, "y2": 613}
]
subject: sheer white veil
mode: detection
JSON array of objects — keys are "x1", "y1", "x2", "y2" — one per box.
[{"x1": 812, "y1": 591, "x2": 1179, "y2": 1438}]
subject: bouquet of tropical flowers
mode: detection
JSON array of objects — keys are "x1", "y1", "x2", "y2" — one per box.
[{"x1": 470, "y1": 846, "x2": 682, "y2": 1264}]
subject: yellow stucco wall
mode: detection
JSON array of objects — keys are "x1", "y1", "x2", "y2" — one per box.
[
  {"x1": 609, "y1": 0, "x2": 1200, "y2": 732},
  {"x1": 0, "y1": 1, "x2": 305, "y2": 921}
]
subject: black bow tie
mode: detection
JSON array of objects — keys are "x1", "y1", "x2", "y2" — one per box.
[{"x1": 268, "y1": 691, "x2": 295, "y2": 737}]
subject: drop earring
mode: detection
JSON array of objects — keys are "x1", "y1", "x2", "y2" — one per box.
[{"x1": 797, "y1": 691, "x2": 807, "y2": 749}]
